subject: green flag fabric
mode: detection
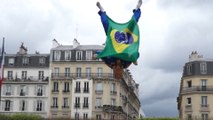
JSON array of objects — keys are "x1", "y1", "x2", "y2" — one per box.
[{"x1": 97, "y1": 15, "x2": 140, "y2": 62}]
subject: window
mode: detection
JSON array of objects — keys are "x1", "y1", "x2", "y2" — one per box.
[
  {"x1": 38, "y1": 71, "x2": 44, "y2": 80},
  {"x1": 201, "y1": 96, "x2": 208, "y2": 107},
  {"x1": 63, "y1": 97, "x2": 69, "y2": 108},
  {"x1": 64, "y1": 82, "x2": 69, "y2": 92},
  {"x1": 7, "y1": 71, "x2": 13, "y2": 80},
  {"x1": 65, "y1": 51, "x2": 72, "y2": 61},
  {"x1": 84, "y1": 82, "x2": 89, "y2": 93},
  {"x1": 8, "y1": 58, "x2": 15, "y2": 66},
  {"x1": 96, "y1": 82, "x2": 103, "y2": 93},
  {"x1": 76, "y1": 67, "x2": 81, "y2": 77},
  {"x1": 53, "y1": 82, "x2": 59, "y2": 92},
  {"x1": 5, "y1": 85, "x2": 11, "y2": 96},
  {"x1": 83, "y1": 113, "x2": 88, "y2": 120},
  {"x1": 36, "y1": 100, "x2": 43, "y2": 111},
  {"x1": 75, "y1": 113, "x2": 79, "y2": 120},
  {"x1": 53, "y1": 67, "x2": 59, "y2": 77},
  {"x1": 187, "y1": 81, "x2": 192, "y2": 88},
  {"x1": 36, "y1": 85, "x2": 43, "y2": 96},
  {"x1": 22, "y1": 57, "x2": 29, "y2": 65},
  {"x1": 187, "y1": 97, "x2": 191, "y2": 105},
  {"x1": 83, "y1": 97, "x2": 89, "y2": 108},
  {"x1": 111, "y1": 83, "x2": 116, "y2": 92},
  {"x1": 86, "y1": 67, "x2": 91, "y2": 78},
  {"x1": 200, "y1": 62, "x2": 207, "y2": 74},
  {"x1": 20, "y1": 100, "x2": 27, "y2": 111},
  {"x1": 76, "y1": 51, "x2": 82, "y2": 60},
  {"x1": 96, "y1": 114, "x2": 101, "y2": 120},
  {"x1": 54, "y1": 51, "x2": 61, "y2": 61},
  {"x1": 95, "y1": 98, "x2": 102, "y2": 107},
  {"x1": 201, "y1": 79, "x2": 207, "y2": 91},
  {"x1": 202, "y1": 114, "x2": 208, "y2": 120},
  {"x1": 5, "y1": 100, "x2": 11, "y2": 111},
  {"x1": 53, "y1": 97, "x2": 58, "y2": 108},
  {"x1": 111, "y1": 98, "x2": 116, "y2": 105},
  {"x1": 21, "y1": 71, "x2": 27, "y2": 80},
  {"x1": 187, "y1": 64, "x2": 192, "y2": 75},
  {"x1": 187, "y1": 114, "x2": 192, "y2": 120},
  {"x1": 97, "y1": 67, "x2": 103, "y2": 77},
  {"x1": 65, "y1": 67, "x2": 70, "y2": 77},
  {"x1": 39, "y1": 57, "x2": 46, "y2": 65},
  {"x1": 86, "y1": 51, "x2": 92, "y2": 60},
  {"x1": 75, "y1": 82, "x2": 81, "y2": 93},
  {"x1": 75, "y1": 97, "x2": 80, "y2": 108},
  {"x1": 20, "y1": 85, "x2": 27, "y2": 96}
]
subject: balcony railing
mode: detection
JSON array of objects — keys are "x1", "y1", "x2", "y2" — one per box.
[
  {"x1": 95, "y1": 90, "x2": 103, "y2": 94},
  {"x1": 82, "y1": 103, "x2": 89, "y2": 109},
  {"x1": 102, "y1": 105, "x2": 123, "y2": 112},
  {"x1": 62, "y1": 106, "x2": 70, "y2": 109},
  {"x1": 74, "y1": 103, "x2": 80, "y2": 108},
  {"x1": 185, "y1": 105, "x2": 192, "y2": 112},
  {"x1": 181, "y1": 86, "x2": 213, "y2": 94},
  {"x1": 51, "y1": 73, "x2": 113, "y2": 80},
  {"x1": 3, "y1": 76, "x2": 49, "y2": 82},
  {"x1": 200, "y1": 104, "x2": 209, "y2": 112},
  {"x1": 110, "y1": 91, "x2": 117, "y2": 95}
]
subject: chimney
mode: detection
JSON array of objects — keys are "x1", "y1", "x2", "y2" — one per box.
[
  {"x1": 17, "y1": 42, "x2": 27, "y2": 55},
  {"x1": 189, "y1": 51, "x2": 203, "y2": 62},
  {"x1": 52, "y1": 39, "x2": 60, "y2": 48},
  {"x1": 73, "y1": 38, "x2": 80, "y2": 48}
]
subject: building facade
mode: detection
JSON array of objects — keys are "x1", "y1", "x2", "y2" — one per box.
[
  {"x1": 0, "y1": 44, "x2": 50, "y2": 118},
  {"x1": 178, "y1": 51, "x2": 213, "y2": 120},
  {"x1": 49, "y1": 39, "x2": 141, "y2": 120}
]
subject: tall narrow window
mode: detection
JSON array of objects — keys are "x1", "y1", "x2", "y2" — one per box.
[
  {"x1": 53, "y1": 82, "x2": 59, "y2": 92},
  {"x1": 65, "y1": 67, "x2": 70, "y2": 77},
  {"x1": 65, "y1": 51, "x2": 72, "y2": 61},
  {"x1": 95, "y1": 98, "x2": 102, "y2": 107},
  {"x1": 8, "y1": 58, "x2": 15, "y2": 66},
  {"x1": 86, "y1": 51, "x2": 92, "y2": 60},
  {"x1": 53, "y1": 67, "x2": 59, "y2": 77},
  {"x1": 202, "y1": 114, "x2": 208, "y2": 120},
  {"x1": 83, "y1": 113, "x2": 88, "y2": 120},
  {"x1": 76, "y1": 51, "x2": 82, "y2": 60},
  {"x1": 5, "y1": 85, "x2": 11, "y2": 96},
  {"x1": 111, "y1": 83, "x2": 116, "y2": 94},
  {"x1": 5, "y1": 100, "x2": 11, "y2": 111},
  {"x1": 64, "y1": 82, "x2": 69, "y2": 92},
  {"x1": 111, "y1": 98, "x2": 116, "y2": 105},
  {"x1": 20, "y1": 100, "x2": 27, "y2": 111},
  {"x1": 75, "y1": 97, "x2": 80, "y2": 108},
  {"x1": 187, "y1": 81, "x2": 192, "y2": 88},
  {"x1": 39, "y1": 57, "x2": 46, "y2": 65},
  {"x1": 83, "y1": 97, "x2": 89, "y2": 108},
  {"x1": 96, "y1": 82, "x2": 103, "y2": 94},
  {"x1": 201, "y1": 79, "x2": 207, "y2": 91},
  {"x1": 21, "y1": 71, "x2": 27, "y2": 80},
  {"x1": 22, "y1": 57, "x2": 29, "y2": 65},
  {"x1": 187, "y1": 97, "x2": 191, "y2": 105},
  {"x1": 200, "y1": 62, "x2": 207, "y2": 74},
  {"x1": 54, "y1": 51, "x2": 61, "y2": 61},
  {"x1": 53, "y1": 97, "x2": 58, "y2": 108},
  {"x1": 7, "y1": 71, "x2": 13, "y2": 80},
  {"x1": 84, "y1": 82, "x2": 89, "y2": 93},
  {"x1": 75, "y1": 82, "x2": 81, "y2": 93},
  {"x1": 96, "y1": 114, "x2": 101, "y2": 120},
  {"x1": 36, "y1": 100, "x2": 42, "y2": 111},
  {"x1": 76, "y1": 68, "x2": 81, "y2": 78},
  {"x1": 86, "y1": 67, "x2": 91, "y2": 78},
  {"x1": 187, "y1": 64, "x2": 192, "y2": 75},
  {"x1": 37, "y1": 85, "x2": 43, "y2": 96},
  {"x1": 63, "y1": 97, "x2": 69, "y2": 108},
  {"x1": 20, "y1": 85, "x2": 27, "y2": 96},
  {"x1": 201, "y1": 96, "x2": 208, "y2": 107},
  {"x1": 97, "y1": 67, "x2": 103, "y2": 77},
  {"x1": 38, "y1": 71, "x2": 44, "y2": 80}
]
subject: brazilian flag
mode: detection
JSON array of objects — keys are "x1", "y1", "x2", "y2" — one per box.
[{"x1": 97, "y1": 15, "x2": 140, "y2": 62}]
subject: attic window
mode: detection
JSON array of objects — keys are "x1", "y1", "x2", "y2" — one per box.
[
  {"x1": 22, "y1": 57, "x2": 29, "y2": 66},
  {"x1": 39, "y1": 57, "x2": 46, "y2": 65},
  {"x1": 8, "y1": 58, "x2": 15, "y2": 66},
  {"x1": 200, "y1": 62, "x2": 207, "y2": 74}
]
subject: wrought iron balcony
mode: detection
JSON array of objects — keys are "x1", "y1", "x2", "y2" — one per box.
[
  {"x1": 181, "y1": 86, "x2": 213, "y2": 94},
  {"x1": 200, "y1": 104, "x2": 210, "y2": 112},
  {"x1": 185, "y1": 105, "x2": 192, "y2": 112},
  {"x1": 51, "y1": 73, "x2": 113, "y2": 80},
  {"x1": 95, "y1": 90, "x2": 103, "y2": 94},
  {"x1": 102, "y1": 105, "x2": 123, "y2": 112},
  {"x1": 110, "y1": 91, "x2": 117, "y2": 95},
  {"x1": 82, "y1": 103, "x2": 89, "y2": 109},
  {"x1": 3, "y1": 76, "x2": 49, "y2": 82},
  {"x1": 74, "y1": 103, "x2": 80, "y2": 108}
]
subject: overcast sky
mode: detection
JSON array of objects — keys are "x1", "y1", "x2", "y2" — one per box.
[{"x1": 1, "y1": 0, "x2": 213, "y2": 117}]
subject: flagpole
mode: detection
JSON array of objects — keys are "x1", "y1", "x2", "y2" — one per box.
[{"x1": 0, "y1": 37, "x2": 5, "y2": 106}]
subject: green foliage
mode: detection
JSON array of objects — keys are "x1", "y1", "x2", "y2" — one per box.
[
  {"x1": 0, "y1": 114, "x2": 43, "y2": 120},
  {"x1": 138, "y1": 117, "x2": 179, "y2": 120}
]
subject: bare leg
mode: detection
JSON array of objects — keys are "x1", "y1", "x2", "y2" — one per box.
[
  {"x1": 96, "y1": 2, "x2": 104, "y2": 12},
  {"x1": 135, "y1": 0, "x2": 142, "y2": 10}
]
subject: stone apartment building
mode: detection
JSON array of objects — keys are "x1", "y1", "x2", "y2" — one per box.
[
  {"x1": 178, "y1": 51, "x2": 213, "y2": 120},
  {"x1": 0, "y1": 44, "x2": 50, "y2": 118}
]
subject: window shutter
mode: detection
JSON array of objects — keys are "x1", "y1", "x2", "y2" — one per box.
[
  {"x1": 11, "y1": 86, "x2": 14, "y2": 95},
  {"x1": 33, "y1": 100, "x2": 36, "y2": 111},
  {"x1": 25, "y1": 86, "x2": 29, "y2": 96},
  {"x1": 19, "y1": 100, "x2": 22, "y2": 111},
  {"x1": 10, "y1": 101, "x2": 13, "y2": 111},
  {"x1": 25, "y1": 100, "x2": 28, "y2": 111},
  {"x1": 17, "y1": 86, "x2": 20, "y2": 95},
  {"x1": 42, "y1": 100, "x2": 45, "y2": 111},
  {"x1": 34, "y1": 86, "x2": 37, "y2": 95},
  {"x1": 43, "y1": 86, "x2": 46, "y2": 96},
  {"x1": 1, "y1": 101, "x2": 5, "y2": 111},
  {"x1": 2, "y1": 85, "x2": 6, "y2": 95}
]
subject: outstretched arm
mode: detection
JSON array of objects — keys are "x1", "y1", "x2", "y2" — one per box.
[
  {"x1": 96, "y1": 2, "x2": 104, "y2": 12},
  {"x1": 135, "y1": 0, "x2": 142, "y2": 10}
]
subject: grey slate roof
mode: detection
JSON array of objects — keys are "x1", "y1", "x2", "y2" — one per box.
[{"x1": 51, "y1": 45, "x2": 104, "y2": 51}]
